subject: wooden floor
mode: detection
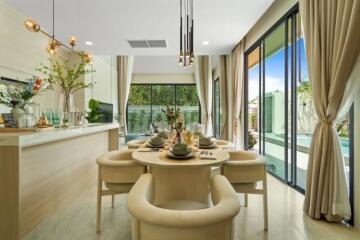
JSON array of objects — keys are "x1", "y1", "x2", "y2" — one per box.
[{"x1": 24, "y1": 174, "x2": 360, "y2": 240}]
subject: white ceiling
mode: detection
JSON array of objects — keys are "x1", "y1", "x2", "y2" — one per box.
[
  {"x1": 133, "y1": 55, "x2": 219, "y2": 74},
  {"x1": 5, "y1": 0, "x2": 274, "y2": 56}
]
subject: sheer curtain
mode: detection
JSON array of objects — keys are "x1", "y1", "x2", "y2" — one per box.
[
  {"x1": 219, "y1": 56, "x2": 229, "y2": 140},
  {"x1": 231, "y1": 41, "x2": 245, "y2": 149},
  {"x1": 194, "y1": 55, "x2": 213, "y2": 136},
  {"x1": 300, "y1": 0, "x2": 360, "y2": 221},
  {"x1": 117, "y1": 56, "x2": 134, "y2": 134}
]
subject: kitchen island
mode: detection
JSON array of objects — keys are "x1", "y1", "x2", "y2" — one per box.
[{"x1": 0, "y1": 123, "x2": 119, "y2": 240}]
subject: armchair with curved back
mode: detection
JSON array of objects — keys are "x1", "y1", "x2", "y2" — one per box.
[
  {"x1": 127, "y1": 139, "x2": 148, "y2": 149},
  {"x1": 127, "y1": 173, "x2": 240, "y2": 240}
]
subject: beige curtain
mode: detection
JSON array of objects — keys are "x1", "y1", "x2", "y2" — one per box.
[
  {"x1": 117, "y1": 56, "x2": 134, "y2": 134},
  {"x1": 194, "y1": 56, "x2": 213, "y2": 136},
  {"x1": 300, "y1": 0, "x2": 360, "y2": 221},
  {"x1": 231, "y1": 41, "x2": 245, "y2": 149},
  {"x1": 219, "y1": 55, "x2": 229, "y2": 140}
]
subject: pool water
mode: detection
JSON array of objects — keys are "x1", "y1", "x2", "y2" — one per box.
[{"x1": 296, "y1": 134, "x2": 349, "y2": 158}]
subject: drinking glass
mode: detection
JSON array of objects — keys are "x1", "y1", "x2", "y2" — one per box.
[
  {"x1": 52, "y1": 109, "x2": 62, "y2": 128},
  {"x1": 44, "y1": 109, "x2": 53, "y2": 125}
]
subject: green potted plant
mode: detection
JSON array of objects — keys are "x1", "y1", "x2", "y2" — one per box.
[
  {"x1": 85, "y1": 99, "x2": 103, "y2": 123},
  {"x1": 248, "y1": 131, "x2": 258, "y2": 150}
]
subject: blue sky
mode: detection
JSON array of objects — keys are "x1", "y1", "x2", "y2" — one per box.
[{"x1": 248, "y1": 39, "x2": 309, "y2": 101}]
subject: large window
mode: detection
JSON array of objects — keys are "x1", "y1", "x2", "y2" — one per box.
[
  {"x1": 244, "y1": 5, "x2": 354, "y2": 223},
  {"x1": 213, "y1": 79, "x2": 221, "y2": 138},
  {"x1": 127, "y1": 84, "x2": 200, "y2": 134}
]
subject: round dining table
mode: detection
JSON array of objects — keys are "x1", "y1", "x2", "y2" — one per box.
[{"x1": 132, "y1": 147, "x2": 230, "y2": 207}]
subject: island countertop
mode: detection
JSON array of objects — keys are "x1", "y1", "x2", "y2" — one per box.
[
  {"x1": 0, "y1": 122, "x2": 119, "y2": 239},
  {"x1": 0, "y1": 123, "x2": 119, "y2": 147}
]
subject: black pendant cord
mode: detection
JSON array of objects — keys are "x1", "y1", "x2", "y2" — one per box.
[
  {"x1": 191, "y1": 0, "x2": 194, "y2": 57},
  {"x1": 184, "y1": 34, "x2": 187, "y2": 65},
  {"x1": 186, "y1": 0, "x2": 189, "y2": 57},
  {"x1": 179, "y1": 0, "x2": 194, "y2": 66},
  {"x1": 191, "y1": 21, "x2": 194, "y2": 55},
  {"x1": 180, "y1": 0, "x2": 183, "y2": 54}
]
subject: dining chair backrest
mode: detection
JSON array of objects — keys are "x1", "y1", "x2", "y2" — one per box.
[
  {"x1": 222, "y1": 150, "x2": 266, "y2": 183},
  {"x1": 96, "y1": 149, "x2": 145, "y2": 183},
  {"x1": 127, "y1": 139, "x2": 147, "y2": 149}
]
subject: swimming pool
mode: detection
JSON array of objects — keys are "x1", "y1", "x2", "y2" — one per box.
[{"x1": 296, "y1": 134, "x2": 349, "y2": 158}]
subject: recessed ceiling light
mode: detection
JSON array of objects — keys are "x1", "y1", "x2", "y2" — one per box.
[
  {"x1": 85, "y1": 41, "x2": 93, "y2": 46},
  {"x1": 202, "y1": 41, "x2": 209, "y2": 45}
]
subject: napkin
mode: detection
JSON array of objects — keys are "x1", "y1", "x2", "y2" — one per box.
[{"x1": 199, "y1": 152, "x2": 216, "y2": 160}]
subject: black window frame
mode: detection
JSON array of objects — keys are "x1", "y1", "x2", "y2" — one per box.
[{"x1": 126, "y1": 83, "x2": 201, "y2": 133}]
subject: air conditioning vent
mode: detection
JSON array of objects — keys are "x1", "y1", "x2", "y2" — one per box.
[
  {"x1": 128, "y1": 40, "x2": 167, "y2": 48},
  {"x1": 128, "y1": 40, "x2": 148, "y2": 48},
  {"x1": 147, "y1": 40, "x2": 167, "y2": 48}
]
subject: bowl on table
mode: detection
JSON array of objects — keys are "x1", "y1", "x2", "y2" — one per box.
[
  {"x1": 193, "y1": 131, "x2": 204, "y2": 138},
  {"x1": 147, "y1": 136, "x2": 165, "y2": 147},
  {"x1": 167, "y1": 143, "x2": 194, "y2": 159},
  {"x1": 199, "y1": 137, "x2": 216, "y2": 149}
]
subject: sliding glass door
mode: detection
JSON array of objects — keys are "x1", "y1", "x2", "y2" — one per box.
[
  {"x1": 245, "y1": 6, "x2": 354, "y2": 192},
  {"x1": 244, "y1": 5, "x2": 354, "y2": 223},
  {"x1": 263, "y1": 22, "x2": 286, "y2": 179}
]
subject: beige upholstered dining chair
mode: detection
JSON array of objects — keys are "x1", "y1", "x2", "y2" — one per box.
[
  {"x1": 221, "y1": 150, "x2": 268, "y2": 230},
  {"x1": 127, "y1": 139, "x2": 148, "y2": 149},
  {"x1": 127, "y1": 173, "x2": 240, "y2": 240},
  {"x1": 96, "y1": 149, "x2": 146, "y2": 232},
  {"x1": 214, "y1": 140, "x2": 235, "y2": 149}
]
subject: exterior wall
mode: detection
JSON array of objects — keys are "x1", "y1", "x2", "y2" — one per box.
[{"x1": 244, "y1": 0, "x2": 298, "y2": 51}]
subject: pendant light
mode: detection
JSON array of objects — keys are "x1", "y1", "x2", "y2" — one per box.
[
  {"x1": 179, "y1": 0, "x2": 194, "y2": 68},
  {"x1": 24, "y1": 0, "x2": 91, "y2": 63}
]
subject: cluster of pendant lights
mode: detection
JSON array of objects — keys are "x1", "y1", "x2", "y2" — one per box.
[
  {"x1": 179, "y1": 0, "x2": 194, "y2": 67},
  {"x1": 24, "y1": 0, "x2": 92, "y2": 64}
]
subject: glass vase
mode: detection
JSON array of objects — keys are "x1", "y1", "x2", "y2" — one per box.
[{"x1": 59, "y1": 91, "x2": 75, "y2": 113}]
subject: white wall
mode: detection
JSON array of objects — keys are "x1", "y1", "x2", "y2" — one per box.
[
  {"x1": 84, "y1": 56, "x2": 118, "y2": 116},
  {"x1": 0, "y1": 0, "x2": 118, "y2": 117},
  {"x1": 0, "y1": 0, "x2": 61, "y2": 111},
  {"x1": 132, "y1": 73, "x2": 194, "y2": 84}
]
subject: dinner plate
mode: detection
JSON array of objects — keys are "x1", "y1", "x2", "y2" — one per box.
[
  {"x1": 166, "y1": 151, "x2": 195, "y2": 159},
  {"x1": 199, "y1": 143, "x2": 217, "y2": 149}
]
